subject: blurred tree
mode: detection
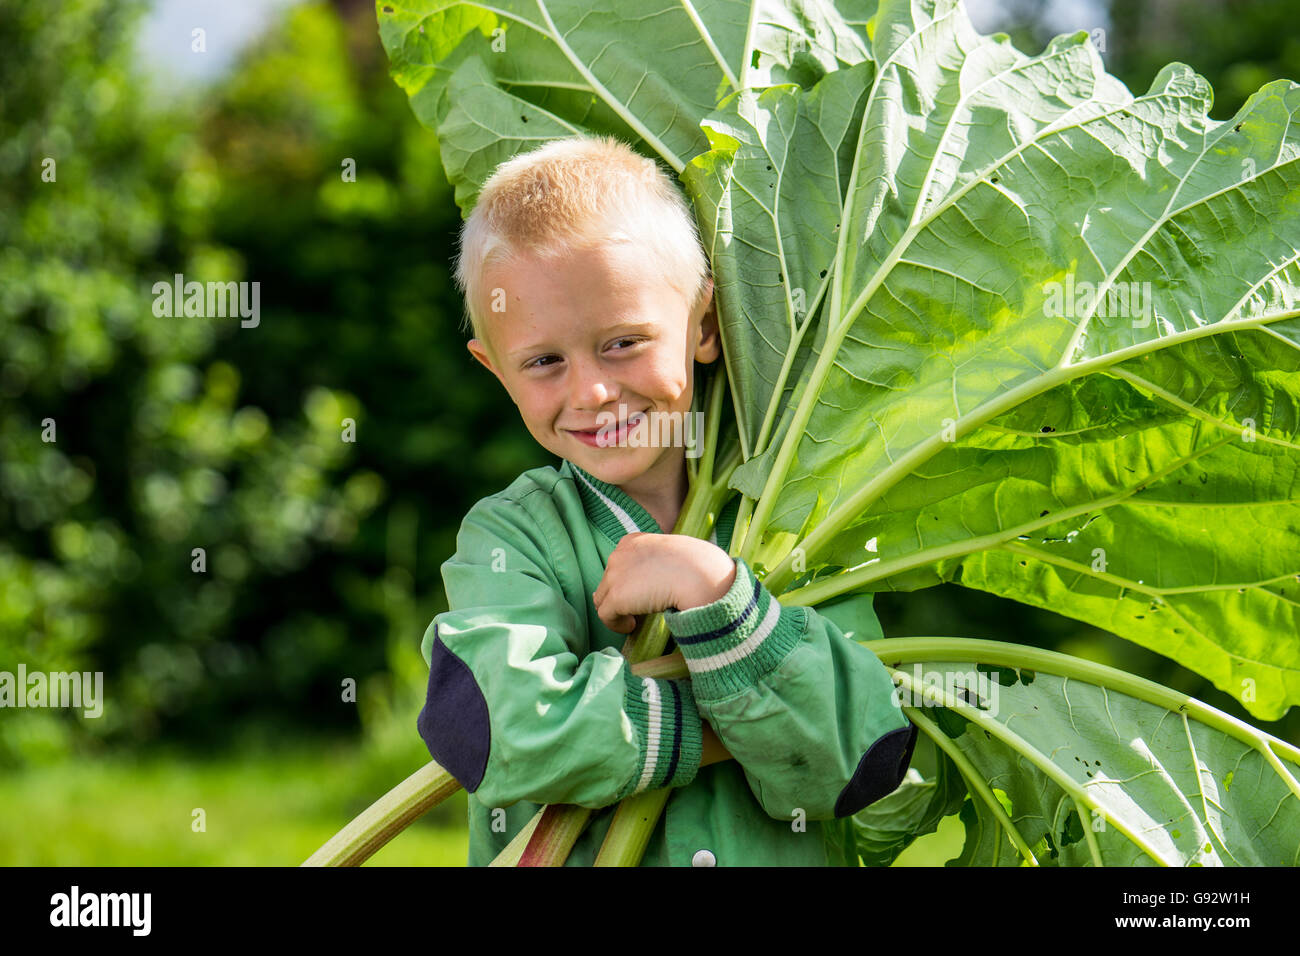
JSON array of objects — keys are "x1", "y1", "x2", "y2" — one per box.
[
  {"x1": 0, "y1": 0, "x2": 548, "y2": 766},
  {"x1": 1105, "y1": 0, "x2": 1298, "y2": 119},
  {"x1": 975, "y1": 0, "x2": 1298, "y2": 119}
]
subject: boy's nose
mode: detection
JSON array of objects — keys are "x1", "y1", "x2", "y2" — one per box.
[{"x1": 571, "y1": 364, "x2": 618, "y2": 408}]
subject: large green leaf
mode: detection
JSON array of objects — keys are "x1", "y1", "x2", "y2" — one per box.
[
  {"x1": 783, "y1": 368, "x2": 1300, "y2": 718},
  {"x1": 686, "y1": 0, "x2": 1300, "y2": 718},
  {"x1": 377, "y1": 0, "x2": 878, "y2": 213},
  {"x1": 683, "y1": 63, "x2": 875, "y2": 460},
  {"x1": 868, "y1": 638, "x2": 1300, "y2": 865}
]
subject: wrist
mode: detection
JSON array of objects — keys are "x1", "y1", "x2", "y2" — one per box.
[
  {"x1": 661, "y1": 557, "x2": 807, "y2": 700},
  {"x1": 673, "y1": 549, "x2": 737, "y2": 610}
]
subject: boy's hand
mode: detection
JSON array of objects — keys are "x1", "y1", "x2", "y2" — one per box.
[{"x1": 592, "y1": 533, "x2": 737, "y2": 634}]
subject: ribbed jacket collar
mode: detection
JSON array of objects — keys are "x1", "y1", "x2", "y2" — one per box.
[
  {"x1": 564, "y1": 460, "x2": 666, "y2": 539},
  {"x1": 563, "y1": 459, "x2": 736, "y2": 550}
]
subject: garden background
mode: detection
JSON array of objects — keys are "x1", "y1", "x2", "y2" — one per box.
[{"x1": 2, "y1": 0, "x2": 1296, "y2": 865}]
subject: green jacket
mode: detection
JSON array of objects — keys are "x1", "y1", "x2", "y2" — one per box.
[{"x1": 418, "y1": 459, "x2": 917, "y2": 866}]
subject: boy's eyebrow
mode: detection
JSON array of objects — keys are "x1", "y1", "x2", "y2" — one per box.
[{"x1": 508, "y1": 321, "x2": 659, "y2": 358}]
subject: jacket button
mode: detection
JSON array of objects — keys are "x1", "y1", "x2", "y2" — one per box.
[{"x1": 692, "y1": 849, "x2": 716, "y2": 867}]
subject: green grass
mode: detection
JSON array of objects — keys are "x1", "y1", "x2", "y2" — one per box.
[
  {"x1": 0, "y1": 741, "x2": 469, "y2": 866},
  {"x1": 0, "y1": 737, "x2": 971, "y2": 866}
]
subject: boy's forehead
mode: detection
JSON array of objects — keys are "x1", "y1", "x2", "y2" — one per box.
[
  {"x1": 487, "y1": 238, "x2": 643, "y2": 285},
  {"x1": 483, "y1": 246, "x2": 693, "y2": 339}
]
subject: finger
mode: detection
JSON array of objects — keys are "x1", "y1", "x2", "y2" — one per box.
[{"x1": 600, "y1": 604, "x2": 635, "y2": 633}]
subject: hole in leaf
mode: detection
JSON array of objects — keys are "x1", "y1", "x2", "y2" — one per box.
[
  {"x1": 979, "y1": 665, "x2": 1019, "y2": 688},
  {"x1": 1042, "y1": 831, "x2": 1059, "y2": 860}
]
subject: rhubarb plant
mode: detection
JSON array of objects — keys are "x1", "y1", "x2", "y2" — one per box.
[
  {"x1": 860, "y1": 638, "x2": 1300, "y2": 865},
  {"x1": 310, "y1": 0, "x2": 1300, "y2": 867}
]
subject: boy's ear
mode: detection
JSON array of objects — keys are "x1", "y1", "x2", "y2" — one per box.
[
  {"x1": 693, "y1": 277, "x2": 721, "y2": 364},
  {"x1": 467, "y1": 338, "x2": 506, "y2": 387}
]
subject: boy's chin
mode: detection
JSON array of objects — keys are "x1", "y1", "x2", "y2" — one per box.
[
  {"x1": 567, "y1": 447, "x2": 670, "y2": 484},
  {"x1": 570, "y1": 450, "x2": 643, "y2": 482}
]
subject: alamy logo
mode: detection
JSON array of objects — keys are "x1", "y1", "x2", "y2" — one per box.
[
  {"x1": 0, "y1": 666, "x2": 102, "y2": 718},
  {"x1": 890, "y1": 664, "x2": 1001, "y2": 716},
  {"x1": 152, "y1": 273, "x2": 260, "y2": 327},
  {"x1": 1043, "y1": 273, "x2": 1153, "y2": 327},
  {"x1": 593, "y1": 405, "x2": 706, "y2": 459},
  {"x1": 50, "y1": 886, "x2": 151, "y2": 936}
]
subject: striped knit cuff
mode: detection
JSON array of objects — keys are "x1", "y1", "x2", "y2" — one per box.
[
  {"x1": 618, "y1": 676, "x2": 703, "y2": 799},
  {"x1": 662, "y1": 557, "x2": 806, "y2": 701}
]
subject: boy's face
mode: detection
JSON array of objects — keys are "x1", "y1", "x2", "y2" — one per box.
[{"x1": 466, "y1": 240, "x2": 720, "y2": 491}]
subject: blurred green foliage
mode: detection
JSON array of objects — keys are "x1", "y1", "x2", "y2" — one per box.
[
  {"x1": 983, "y1": 0, "x2": 1300, "y2": 120},
  {"x1": 0, "y1": 0, "x2": 551, "y2": 769},
  {"x1": 0, "y1": 0, "x2": 1295, "y2": 871}
]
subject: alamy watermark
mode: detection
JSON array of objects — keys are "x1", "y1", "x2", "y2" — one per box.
[
  {"x1": 0, "y1": 666, "x2": 103, "y2": 718},
  {"x1": 152, "y1": 273, "x2": 260, "y2": 328},
  {"x1": 1044, "y1": 274, "x2": 1153, "y2": 327},
  {"x1": 890, "y1": 664, "x2": 1000, "y2": 716},
  {"x1": 591, "y1": 404, "x2": 706, "y2": 459},
  {"x1": 50, "y1": 886, "x2": 150, "y2": 936}
]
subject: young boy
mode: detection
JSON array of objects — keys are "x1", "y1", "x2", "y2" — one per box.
[{"x1": 418, "y1": 134, "x2": 917, "y2": 866}]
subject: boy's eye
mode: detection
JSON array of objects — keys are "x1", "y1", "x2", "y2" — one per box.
[{"x1": 525, "y1": 338, "x2": 641, "y2": 370}]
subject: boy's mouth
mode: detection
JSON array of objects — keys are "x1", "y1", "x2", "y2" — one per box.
[{"x1": 567, "y1": 414, "x2": 642, "y2": 448}]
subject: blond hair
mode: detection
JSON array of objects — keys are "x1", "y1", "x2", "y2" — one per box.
[{"x1": 453, "y1": 135, "x2": 711, "y2": 353}]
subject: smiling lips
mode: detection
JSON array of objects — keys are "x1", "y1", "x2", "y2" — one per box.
[{"x1": 567, "y1": 413, "x2": 644, "y2": 447}]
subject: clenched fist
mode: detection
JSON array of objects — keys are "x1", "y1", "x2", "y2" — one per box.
[{"x1": 592, "y1": 532, "x2": 737, "y2": 634}]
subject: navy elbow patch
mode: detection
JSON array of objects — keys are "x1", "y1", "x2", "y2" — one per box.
[
  {"x1": 833, "y1": 721, "x2": 919, "y2": 818},
  {"x1": 417, "y1": 628, "x2": 491, "y2": 792}
]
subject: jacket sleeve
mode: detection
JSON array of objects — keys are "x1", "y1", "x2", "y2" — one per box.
[
  {"x1": 662, "y1": 556, "x2": 917, "y2": 821},
  {"x1": 417, "y1": 494, "x2": 704, "y2": 810}
]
